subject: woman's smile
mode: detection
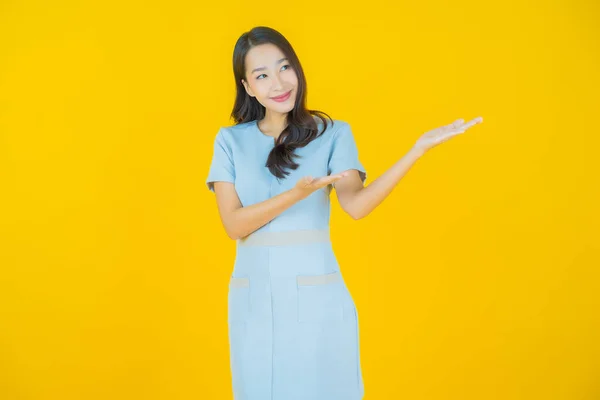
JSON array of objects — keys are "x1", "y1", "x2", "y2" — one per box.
[{"x1": 270, "y1": 90, "x2": 292, "y2": 102}]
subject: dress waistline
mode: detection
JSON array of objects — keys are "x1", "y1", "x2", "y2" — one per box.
[{"x1": 236, "y1": 229, "x2": 330, "y2": 247}]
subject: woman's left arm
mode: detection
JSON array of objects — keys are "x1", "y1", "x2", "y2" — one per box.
[{"x1": 335, "y1": 116, "x2": 483, "y2": 220}]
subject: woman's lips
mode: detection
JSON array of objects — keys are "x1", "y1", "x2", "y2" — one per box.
[{"x1": 270, "y1": 90, "x2": 292, "y2": 102}]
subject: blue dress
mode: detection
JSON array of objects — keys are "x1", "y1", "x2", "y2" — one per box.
[{"x1": 206, "y1": 118, "x2": 367, "y2": 400}]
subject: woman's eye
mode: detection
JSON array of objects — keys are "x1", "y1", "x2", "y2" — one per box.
[{"x1": 257, "y1": 65, "x2": 291, "y2": 80}]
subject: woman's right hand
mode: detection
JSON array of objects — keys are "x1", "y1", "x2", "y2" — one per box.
[{"x1": 293, "y1": 172, "x2": 349, "y2": 199}]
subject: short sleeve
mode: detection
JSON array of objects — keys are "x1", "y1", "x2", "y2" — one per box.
[
  {"x1": 327, "y1": 121, "x2": 367, "y2": 184},
  {"x1": 206, "y1": 128, "x2": 235, "y2": 192}
]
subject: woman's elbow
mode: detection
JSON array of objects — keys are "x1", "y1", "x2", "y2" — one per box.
[
  {"x1": 221, "y1": 220, "x2": 240, "y2": 240},
  {"x1": 345, "y1": 204, "x2": 365, "y2": 220},
  {"x1": 350, "y1": 211, "x2": 365, "y2": 220},
  {"x1": 225, "y1": 226, "x2": 241, "y2": 241}
]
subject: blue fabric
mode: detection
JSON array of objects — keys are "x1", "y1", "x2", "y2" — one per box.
[
  {"x1": 328, "y1": 121, "x2": 367, "y2": 184},
  {"x1": 205, "y1": 118, "x2": 366, "y2": 400},
  {"x1": 206, "y1": 128, "x2": 236, "y2": 192}
]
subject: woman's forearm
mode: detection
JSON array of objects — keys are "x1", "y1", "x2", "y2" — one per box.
[
  {"x1": 349, "y1": 146, "x2": 426, "y2": 220},
  {"x1": 229, "y1": 188, "x2": 305, "y2": 240}
]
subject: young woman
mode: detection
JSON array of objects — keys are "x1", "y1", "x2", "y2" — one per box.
[{"x1": 206, "y1": 26, "x2": 483, "y2": 400}]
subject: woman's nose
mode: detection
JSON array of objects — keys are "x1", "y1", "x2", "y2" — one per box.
[{"x1": 271, "y1": 74, "x2": 284, "y2": 90}]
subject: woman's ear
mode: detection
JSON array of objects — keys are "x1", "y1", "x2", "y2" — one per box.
[{"x1": 241, "y1": 79, "x2": 254, "y2": 98}]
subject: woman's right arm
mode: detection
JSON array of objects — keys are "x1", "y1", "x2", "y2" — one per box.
[
  {"x1": 212, "y1": 182, "x2": 304, "y2": 240},
  {"x1": 212, "y1": 172, "x2": 348, "y2": 240}
]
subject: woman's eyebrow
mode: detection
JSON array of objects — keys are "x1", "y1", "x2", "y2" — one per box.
[{"x1": 251, "y1": 57, "x2": 289, "y2": 74}]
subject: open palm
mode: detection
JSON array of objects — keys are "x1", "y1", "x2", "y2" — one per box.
[
  {"x1": 415, "y1": 116, "x2": 483, "y2": 153},
  {"x1": 294, "y1": 172, "x2": 348, "y2": 198}
]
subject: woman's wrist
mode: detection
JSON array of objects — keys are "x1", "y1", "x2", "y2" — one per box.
[
  {"x1": 410, "y1": 145, "x2": 427, "y2": 158},
  {"x1": 288, "y1": 187, "x2": 309, "y2": 202}
]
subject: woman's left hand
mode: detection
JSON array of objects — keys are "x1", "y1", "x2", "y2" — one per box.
[{"x1": 414, "y1": 116, "x2": 483, "y2": 154}]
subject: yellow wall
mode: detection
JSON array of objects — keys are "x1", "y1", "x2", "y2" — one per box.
[{"x1": 1, "y1": 0, "x2": 598, "y2": 399}]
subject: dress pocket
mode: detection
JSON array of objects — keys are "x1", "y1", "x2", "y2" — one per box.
[
  {"x1": 228, "y1": 276, "x2": 250, "y2": 323},
  {"x1": 296, "y1": 271, "x2": 344, "y2": 323}
]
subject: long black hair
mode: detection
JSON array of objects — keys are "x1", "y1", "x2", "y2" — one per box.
[{"x1": 230, "y1": 26, "x2": 334, "y2": 180}]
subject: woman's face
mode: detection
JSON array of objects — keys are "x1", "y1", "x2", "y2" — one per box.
[{"x1": 242, "y1": 43, "x2": 298, "y2": 115}]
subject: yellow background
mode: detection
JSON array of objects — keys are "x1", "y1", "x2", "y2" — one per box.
[{"x1": 1, "y1": 0, "x2": 598, "y2": 399}]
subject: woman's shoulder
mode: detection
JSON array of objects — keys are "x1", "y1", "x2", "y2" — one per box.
[
  {"x1": 215, "y1": 117, "x2": 348, "y2": 143},
  {"x1": 314, "y1": 116, "x2": 348, "y2": 135},
  {"x1": 215, "y1": 120, "x2": 256, "y2": 143}
]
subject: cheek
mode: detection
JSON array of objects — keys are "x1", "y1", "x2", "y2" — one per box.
[
  {"x1": 253, "y1": 83, "x2": 270, "y2": 99},
  {"x1": 289, "y1": 72, "x2": 299, "y2": 86}
]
